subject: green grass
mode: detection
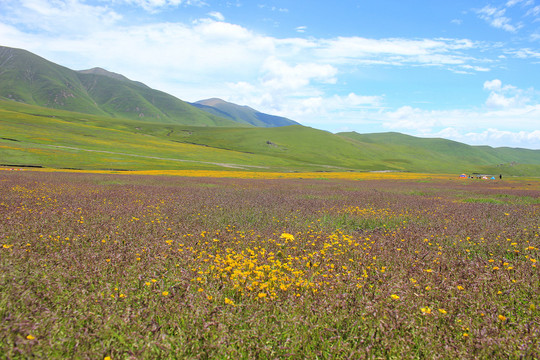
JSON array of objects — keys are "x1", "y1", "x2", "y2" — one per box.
[{"x1": 1, "y1": 99, "x2": 540, "y2": 175}]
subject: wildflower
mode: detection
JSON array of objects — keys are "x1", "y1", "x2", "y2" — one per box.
[
  {"x1": 463, "y1": 333, "x2": 469, "y2": 337},
  {"x1": 162, "y1": 291, "x2": 169, "y2": 296},
  {"x1": 438, "y1": 308, "x2": 447, "y2": 314},
  {"x1": 206, "y1": 295, "x2": 213, "y2": 300},
  {"x1": 390, "y1": 294, "x2": 400, "y2": 300},
  {"x1": 258, "y1": 292, "x2": 267, "y2": 298},
  {"x1": 224, "y1": 297, "x2": 235, "y2": 306},
  {"x1": 498, "y1": 315, "x2": 507, "y2": 322},
  {"x1": 26, "y1": 335, "x2": 35, "y2": 340},
  {"x1": 280, "y1": 233, "x2": 294, "y2": 241},
  {"x1": 457, "y1": 285, "x2": 464, "y2": 291},
  {"x1": 420, "y1": 307, "x2": 432, "y2": 314}
]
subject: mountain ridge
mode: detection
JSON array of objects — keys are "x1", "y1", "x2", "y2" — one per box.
[
  {"x1": 192, "y1": 98, "x2": 299, "y2": 127},
  {"x1": 0, "y1": 45, "x2": 241, "y2": 127}
]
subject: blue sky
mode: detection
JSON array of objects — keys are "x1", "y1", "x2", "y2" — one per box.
[{"x1": 1, "y1": 0, "x2": 540, "y2": 149}]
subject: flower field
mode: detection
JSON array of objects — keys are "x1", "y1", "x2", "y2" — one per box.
[{"x1": 1, "y1": 170, "x2": 539, "y2": 359}]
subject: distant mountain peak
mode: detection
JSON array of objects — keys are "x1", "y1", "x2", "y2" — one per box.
[
  {"x1": 193, "y1": 98, "x2": 299, "y2": 128},
  {"x1": 77, "y1": 67, "x2": 130, "y2": 82},
  {"x1": 196, "y1": 98, "x2": 226, "y2": 106}
]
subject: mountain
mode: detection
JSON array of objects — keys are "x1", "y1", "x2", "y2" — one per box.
[
  {"x1": 0, "y1": 46, "x2": 240, "y2": 127},
  {"x1": 192, "y1": 98, "x2": 299, "y2": 127}
]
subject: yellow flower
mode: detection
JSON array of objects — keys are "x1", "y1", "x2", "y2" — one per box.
[
  {"x1": 457, "y1": 285, "x2": 464, "y2": 291},
  {"x1": 104, "y1": 357, "x2": 112, "y2": 360},
  {"x1": 280, "y1": 233, "x2": 294, "y2": 241},
  {"x1": 162, "y1": 291, "x2": 169, "y2": 296},
  {"x1": 498, "y1": 314, "x2": 507, "y2": 322},
  {"x1": 438, "y1": 308, "x2": 447, "y2": 314},
  {"x1": 224, "y1": 297, "x2": 235, "y2": 306},
  {"x1": 420, "y1": 307, "x2": 432, "y2": 314},
  {"x1": 390, "y1": 294, "x2": 400, "y2": 300},
  {"x1": 26, "y1": 335, "x2": 35, "y2": 340},
  {"x1": 463, "y1": 333, "x2": 469, "y2": 337},
  {"x1": 258, "y1": 292, "x2": 267, "y2": 298}
]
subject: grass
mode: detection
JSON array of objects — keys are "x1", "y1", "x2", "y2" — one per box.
[
  {"x1": 1, "y1": 170, "x2": 539, "y2": 358},
  {"x1": 2, "y1": 99, "x2": 540, "y2": 175}
]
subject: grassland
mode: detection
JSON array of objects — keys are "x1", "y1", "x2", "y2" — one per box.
[
  {"x1": 1, "y1": 170, "x2": 538, "y2": 358},
  {"x1": 3, "y1": 99, "x2": 540, "y2": 176}
]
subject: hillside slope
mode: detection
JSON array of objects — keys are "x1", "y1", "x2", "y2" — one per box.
[
  {"x1": 0, "y1": 46, "x2": 240, "y2": 126},
  {"x1": 1, "y1": 100, "x2": 539, "y2": 175},
  {"x1": 338, "y1": 131, "x2": 540, "y2": 175}
]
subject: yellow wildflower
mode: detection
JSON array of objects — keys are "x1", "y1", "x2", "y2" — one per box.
[
  {"x1": 420, "y1": 307, "x2": 432, "y2": 314},
  {"x1": 224, "y1": 297, "x2": 235, "y2": 306},
  {"x1": 280, "y1": 233, "x2": 295, "y2": 241}
]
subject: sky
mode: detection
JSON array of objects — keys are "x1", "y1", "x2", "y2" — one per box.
[{"x1": 1, "y1": 0, "x2": 540, "y2": 149}]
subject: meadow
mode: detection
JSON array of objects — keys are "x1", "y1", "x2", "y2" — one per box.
[{"x1": 0, "y1": 169, "x2": 539, "y2": 359}]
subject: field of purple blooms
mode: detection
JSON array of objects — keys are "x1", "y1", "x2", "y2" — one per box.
[{"x1": 1, "y1": 170, "x2": 539, "y2": 359}]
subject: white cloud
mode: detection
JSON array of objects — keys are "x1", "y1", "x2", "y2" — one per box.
[
  {"x1": 484, "y1": 79, "x2": 502, "y2": 91},
  {"x1": 463, "y1": 129, "x2": 540, "y2": 148},
  {"x1": 315, "y1": 37, "x2": 477, "y2": 68},
  {"x1": 295, "y1": 26, "x2": 307, "y2": 33},
  {"x1": 476, "y1": 5, "x2": 521, "y2": 32},
  {"x1": 208, "y1": 11, "x2": 224, "y2": 21},
  {"x1": 4, "y1": 0, "x2": 122, "y2": 34},
  {"x1": 526, "y1": 5, "x2": 540, "y2": 16},
  {"x1": 483, "y1": 79, "x2": 531, "y2": 108},
  {"x1": 117, "y1": 0, "x2": 206, "y2": 12},
  {"x1": 261, "y1": 57, "x2": 337, "y2": 91}
]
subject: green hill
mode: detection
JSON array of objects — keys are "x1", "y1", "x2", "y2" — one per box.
[
  {"x1": 192, "y1": 98, "x2": 299, "y2": 127},
  {"x1": 338, "y1": 132, "x2": 540, "y2": 176},
  {"x1": 1, "y1": 99, "x2": 539, "y2": 175},
  {"x1": 0, "y1": 46, "x2": 241, "y2": 127}
]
